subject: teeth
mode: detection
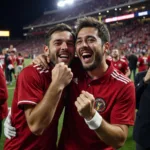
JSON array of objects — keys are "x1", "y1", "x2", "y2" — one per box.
[
  {"x1": 59, "y1": 55, "x2": 69, "y2": 58},
  {"x1": 82, "y1": 52, "x2": 92, "y2": 56},
  {"x1": 82, "y1": 53, "x2": 92, "y2": 58}
]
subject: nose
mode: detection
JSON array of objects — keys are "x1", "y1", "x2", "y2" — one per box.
[
  {"x1": 80, "y1": 40, "x2": 89, "y2": 49},
  {"x1": 61, "y1": 42, "x2": 68, "y2": 50}
]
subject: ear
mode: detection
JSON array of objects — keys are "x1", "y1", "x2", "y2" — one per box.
[
  {"x1": 43, "y1": 45, "x2": 50, "y2": 56},
  {"x1": 43, "y1": 45, "x2": 49, "y2": 52},
  {"x1": 103, "y1": 42, "x2": 110, "y2": 54}
]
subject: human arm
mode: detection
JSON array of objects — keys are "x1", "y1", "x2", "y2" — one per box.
[
  {"x1": 32, "y1": 54, "x2": 50, "y2": 69},
  {"x1": 124, "y1": 67, "x2": 130, "y2": 77},
  {"x1": 123, "y1": 61, "x2": 130, "y2": 77},
  {"x1": 22, "y1": 63, "x2": 73, "y2": 135},
  {"x1": 75, "y1": 91, "x2": 128, "y2": 149},
  {"x1": 0, "y1": 67, "x2": 8, "y2": 105}
]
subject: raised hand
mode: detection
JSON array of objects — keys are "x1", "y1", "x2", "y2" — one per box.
[
  {"x1": 52, "y1": 62, "x2": 73, "y2": 89},
  {"x1": 75, "y1": 91, "x2": 96, "y2": 120},
  {"x1": 32, "y1": 54, "x2": 50, "y2": 69}
]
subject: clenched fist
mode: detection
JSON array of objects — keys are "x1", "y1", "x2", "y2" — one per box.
[
  {"x1": 75, "y1": 91, "x2": 96, "y2": 120},
  {"x1": 52, "y1": 62, "x2": 73, "y2": 89}
]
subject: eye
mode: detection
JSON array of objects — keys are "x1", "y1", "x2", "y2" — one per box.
[
  {"x1": 87, "y1": 37, "x2": 95, "y2": 43},
  {"x1": 54, "y1": 41, "x2": 62, "y2": 46},
  {"x1": 76, "y1": 40, "x2": 82, "y2": 45}
]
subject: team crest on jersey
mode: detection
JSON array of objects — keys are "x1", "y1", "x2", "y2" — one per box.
[
  {"x1": 94, "y1": 98, "x2": 106, "y2": 113},
  {"x1": 118, "y1": 63, "x2": 122, "y2": 67}
]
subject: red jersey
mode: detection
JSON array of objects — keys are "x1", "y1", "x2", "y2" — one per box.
[
  {"x1": 9, "y1": 55, "x2": 16, "y2": 67},
  {"x1": 147, "y1": 55, "x2": 150, "y2": 65},
  {"x1": 16, "y1": 56, "x2": 24, "y2": 66},
  {"x1": 4, "y1": 65, "x2": 65, "y2": 150},
  {"x1": 0, "y1": 54, "x2": 5, "y2": 70},
  {"x1": 138, "y1": 56, "x2": 147, "y2": 72},
  {"x1": 111, "y1": 59, "x2": 129, "y2": 75},
  {"x1": 0, "y1": 67, "x2": 8, "y2": 120},
  {"x1": 58, "y1": 60, "x2": 135, "y2": 150},
  {"x1": 121, "y1": 55, "x2": 128, "y2": 63}
]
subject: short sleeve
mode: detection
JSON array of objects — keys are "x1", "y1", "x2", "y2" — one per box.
[
  {"x1": 110, "y1": 82, "x2": 135, "y2": 126},
  {"x1": 123, "y1": 61, "x2": 129, "y2": 72},
  {"x1": 17, "y1": 66, "x2": 44, "y2": 108}
]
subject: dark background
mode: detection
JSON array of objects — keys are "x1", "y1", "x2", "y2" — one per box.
[{"x1": 0, "y1": 0, "x2": 57, "y2": 38}]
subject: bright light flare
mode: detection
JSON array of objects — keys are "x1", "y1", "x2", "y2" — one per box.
[
  {"x1": 65, "y1": 0, "x2": 74, "y2": 5},
  {"x1": 57, "y1": 1, "x2": 65, "y2": 7},
  {"x1": 57, "y1": 0, "x2": 74, "y2": 8}
]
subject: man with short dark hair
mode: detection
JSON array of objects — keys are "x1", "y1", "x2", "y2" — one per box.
[
  {"x1": 58, "y1": 17, "x2": 135, "y2": 150},
  {"x1": 4, "y1": 23, "x2": 75, "y2": 150},
  {"x1": 5, "y1": 17, "x2": 135, "y2": 150},
  {"x1": 111, "y1": 48, "x2": 130, "y2": 77}
]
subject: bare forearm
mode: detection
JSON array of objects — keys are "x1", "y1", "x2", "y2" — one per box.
[
  {"x1": 125, "y1": 69, "x2": 130, "y2": 77},
  {"x1": 95, "y1": 119, "x2": 128, "y2": 149},
  {"x1": 25, "y1": 82, "x2": 64, "y2": 134}
]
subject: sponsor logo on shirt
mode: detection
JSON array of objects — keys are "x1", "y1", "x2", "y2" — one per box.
[{"x1": 95, "y1": 98, "x2": 106, "y2": 113}]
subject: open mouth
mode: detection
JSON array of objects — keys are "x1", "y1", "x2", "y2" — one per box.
[
  {"x1": 81, "y1": 52, "x2": 93, "y2": 63},
  {"x1": 58, "y1": 53, "x2": 71, "y2": 64},
  {"x1": 59, "y1": 54, "x2": 69, "y2": 59},
  {"x1": 82, "y1": 53, "x2": 92, "y2": 59}
]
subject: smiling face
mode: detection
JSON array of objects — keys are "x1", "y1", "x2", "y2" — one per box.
[
  {"x1": 111, "y1": 49, "x2": 119, "y2": 59},
  {"x1": 44, "y1": 31, "x2": 75, "y2": 65},
  {"x1": 76, "y1": 27, "x2": 105, "y2": 71}
]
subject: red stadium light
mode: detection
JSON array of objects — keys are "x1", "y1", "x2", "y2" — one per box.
[{"x1": 105, "y1": 13, "x2": 135, "y2": 23}]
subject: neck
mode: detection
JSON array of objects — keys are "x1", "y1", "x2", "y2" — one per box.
[
  {"x1": 87, "y1": 60, "x2": 108, "y2": 80},
  {"x1": 112, "y1": 57, "x2": 119, "y2": 62}
]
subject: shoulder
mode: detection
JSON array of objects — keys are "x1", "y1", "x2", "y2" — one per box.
[
  {"x1": 19, "y1": 64, "x2": 50, "y2": 81},
  {"x1": 120, "y1": 58, "x2": 126, "y2": 63},
  {"x1": 111, "y1": 69, "x2": 132, "y2": 85}
]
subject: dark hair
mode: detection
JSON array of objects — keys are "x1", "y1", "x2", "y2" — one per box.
[
  {"x1": 46, "y1": 23, "x2": 75, "y2": 46},
  {"x1": 18, "y1": 53, "x2": 22, "y2": 56},
  {"x1": 76, "y1": 17, "x2": 110, "y2": 44}
]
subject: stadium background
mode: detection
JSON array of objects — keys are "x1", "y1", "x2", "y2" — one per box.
[{"x1": 0, "y1": 0, "x2": 150, "y2": 149}]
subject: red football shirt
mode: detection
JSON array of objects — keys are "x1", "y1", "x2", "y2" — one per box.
[
  {"x1": 4, "y1": 65, "x2": 65, "y2": 150},
  {"x1": 0, "y1": 67, "x2": 8, "y2": 120},
  {"x1": 121, "y1": 56, "x2": 128, "y2": 63},
  {"x1": 58, "y1": 60, "x2": 135, "y2": 150},
  {"x1": 0, "y1": 54, "x2": 5, "y2": 70},
  {"x1": 147, "y1": 55, "x2": 150, "y2": 64},
  {"x1": 138, "y1": 57, "x2": 147, "y2": 72},
  {"x1": 16, "y1": 56, "x2": 24, "y2": 66},
  {"x1": 112, "y1": 59, "x2": 129, "y2": 75},
  {"x1": 8, "y1": 55, "x2": 16, "y2": 67}
]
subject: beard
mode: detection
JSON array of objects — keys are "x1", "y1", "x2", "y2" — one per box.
[{"x1": 82, "y1": 52, "x2": 102, "y2": 71}]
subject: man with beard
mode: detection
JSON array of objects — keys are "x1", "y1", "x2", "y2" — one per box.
[
  {"x1": 5, "y1": 17, "x2": 135, "y2": 150},
  {"x1": 58, "y1": 17, "x2": 135, "y2": 150},
  {"x1": 111, "y1": 48, "x2": 130, "y2": 77},
  {"x1": 4, "y1": 23, "x2": 75, "y2": 150}
]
